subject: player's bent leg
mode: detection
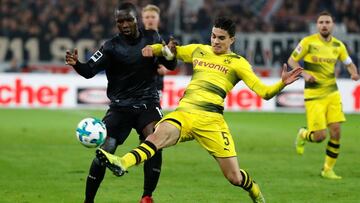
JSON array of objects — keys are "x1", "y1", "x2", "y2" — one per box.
[{"x1": 216, "y1": 157, "x2": 265, "y2": 203}]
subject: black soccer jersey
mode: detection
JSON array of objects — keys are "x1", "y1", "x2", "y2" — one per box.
[{"x1": 73, "y1": 29, "x2": 176, "y2": 106}]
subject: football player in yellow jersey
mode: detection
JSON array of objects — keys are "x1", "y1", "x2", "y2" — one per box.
[
  {"x1": 288, "y1": 11, "x2": 359, "y2": 180},
  {"x1": 96, "y1": 17, "x2": 302, "y2": 202}
]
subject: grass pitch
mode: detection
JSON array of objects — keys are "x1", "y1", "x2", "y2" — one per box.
[{"x1": 0, "y1": 109, "x2": 359, "y2": 203}]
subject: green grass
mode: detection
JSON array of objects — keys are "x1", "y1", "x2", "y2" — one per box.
[{"x1": 0, "y1": 109, "x2": 359, "y2": 203}]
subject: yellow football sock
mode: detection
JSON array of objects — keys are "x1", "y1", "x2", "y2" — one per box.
[
  {"x1": 323, "y1": 139, "x2": 340, "y2": 171},
  {"x1": 121, "y1": 141, "x2": 157, "y2": 169}
]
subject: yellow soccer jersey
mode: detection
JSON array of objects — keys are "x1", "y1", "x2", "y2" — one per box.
[
  {"x1": 291, "y1": 33, "x2": 349, "y2": 100},
  {"x1": 151, "y1": 44, "x2": 285, "y2": 113}
]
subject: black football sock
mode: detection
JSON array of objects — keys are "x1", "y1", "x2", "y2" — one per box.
[
  {"x1": 84, "y1": 158, "x2": 106, "y2": 203},
  {"x1": 142, "y1": 149, "x2": 162, "y2": 197}
]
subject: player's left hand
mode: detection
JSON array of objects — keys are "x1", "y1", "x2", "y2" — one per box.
[
  {"x1": 281, "y1": 63, "x2": 303, "y2": 85},
  {"x1": 142, "y1": 45, "x2": 154, "y2": 57}
]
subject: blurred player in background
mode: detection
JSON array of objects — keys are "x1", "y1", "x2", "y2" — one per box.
[
  {"x1": 288, "y1": 11, "x2": 359, "y2": 180},
  {"x1": 96, "y1": 16, "x2": 302, "y2": 203},
  {"x1": 65, "y1": 3, "x2": 176, "y2": 203},
  {"x1": 142, "y1": 4, "x2": 169, "y2": 96}
]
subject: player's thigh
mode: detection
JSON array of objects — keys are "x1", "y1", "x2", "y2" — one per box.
[
  {"x1": 305, "y1": 99, "x2": 327, "y2": 131},
  {"x1": 158, "y1": 110, "x2": 195, "y2": 143},
  {"x1": 150, "y1": 121, "x2": 181, "y2": 148},
  {"x1": 327, "y1": 92, "x2": 346, "y2": 124},
  {"x1": 103, "y1": 108, "x2": 133, "y2": 144}
]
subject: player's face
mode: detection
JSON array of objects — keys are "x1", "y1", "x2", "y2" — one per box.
[
  {"x1": 317, "y1": 15, "x2": 334, "y2": 39},
  {"x1": 115, "y1": 10, "x2": 138, "y2": 37},
  {"x1": 142, "y1": 10, "x2": 159, "y2": 31},
  {"x1": 211, "y1": 27, "x2": 235, "y2": 55}
]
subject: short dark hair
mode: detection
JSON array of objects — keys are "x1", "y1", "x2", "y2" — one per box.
[
  {"x1": 317, "y1": 11, "x2": 334, "y2": 21},
  {"x1": 117, "y1": 2, "x2": 138, "y2": 16},
  {"x1": 214, "y1": 17, "x2": 236, "y2": 37}
]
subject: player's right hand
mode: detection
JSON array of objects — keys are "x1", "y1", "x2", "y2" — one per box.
[{"x1": 65, "y1": 49, "x2": 78, "y2": 66}]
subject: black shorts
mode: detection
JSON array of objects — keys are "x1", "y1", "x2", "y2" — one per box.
[{"x1": 102, "y1": 103, "x2": 163, "y2": 144}]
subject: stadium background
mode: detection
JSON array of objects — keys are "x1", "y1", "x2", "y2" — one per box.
[
  {"x1": 1, "y1": 0, "x2": 360, "y2": 202},
  {"x1": 1, "y1": 0, "x2": 360, "y2": 112}
]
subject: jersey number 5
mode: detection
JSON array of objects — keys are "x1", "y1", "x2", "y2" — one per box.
[{"x1": 221, "y1": 132, "x2": 230, "y2": 146}]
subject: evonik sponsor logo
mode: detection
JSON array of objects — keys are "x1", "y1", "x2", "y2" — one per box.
[{"x1": 193, "y1": 59, "x2": 229, "y2": 74}]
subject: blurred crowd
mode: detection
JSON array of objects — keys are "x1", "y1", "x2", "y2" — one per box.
[
  {"x1": 1, "y1": 0, "x2": 360, "y2": 41},
  {"x1": 1, "y1": 0, "x2": 359, "y2": 76}
]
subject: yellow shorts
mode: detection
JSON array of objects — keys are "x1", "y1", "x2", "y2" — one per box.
[
  {"x1": 158, "y1": 109, "x2": 236, "y2": 158},
  {"x1": 305, "y1": 91, "x2": 346, "y2": 131}
]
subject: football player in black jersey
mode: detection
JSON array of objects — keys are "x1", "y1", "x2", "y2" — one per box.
[{"x1": 65, "y1": 3, "x2": 177, "y2": 203}]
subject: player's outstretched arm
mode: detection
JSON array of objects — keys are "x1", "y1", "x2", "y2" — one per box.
[{"x1": 242, "y1": 64, "x2": 302, "y2": 100}]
